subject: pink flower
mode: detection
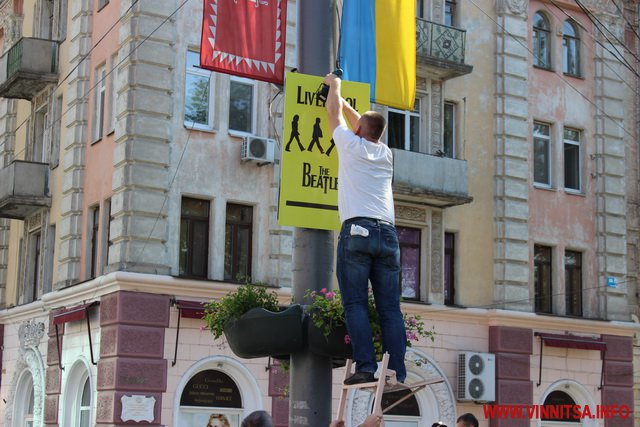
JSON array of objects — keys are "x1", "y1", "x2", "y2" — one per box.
[
  {"x1": 326, "y1": 291, "x2": 336, "y2": 299},
  {"x1": 320, "y1": 288, "x2": 328, "y2": 294},
  {"x1": 407, "y1": 331, "x2": 419, "y2": 341},
  {"x1": 344, "y1": 334, "x2": 351, "y2": 344}
]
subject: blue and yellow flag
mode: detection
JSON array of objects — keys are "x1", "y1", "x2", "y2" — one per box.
[{"x1": 338, "y1": 0, "x2": 416, "y2": 110}]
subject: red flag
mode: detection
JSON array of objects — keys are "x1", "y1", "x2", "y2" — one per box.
[{"x1": 200, "y1": 0, "x2": 287, "y2": 85}]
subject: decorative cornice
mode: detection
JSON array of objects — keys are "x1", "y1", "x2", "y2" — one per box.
[{"x1": 18, "y1": 320, "x2": 45, "y2": 349}]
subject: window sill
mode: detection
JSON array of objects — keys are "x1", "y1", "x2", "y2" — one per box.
[
  {"x1": 564, "y1": 188, "x2": 585, "y2": 197},
  {"x1": 533, "y1": 183, "x2": 555, "y2": 191},
  {"x1": 92, "y1": 137, "x2": 102, "y2": 145},
  {"x1": 228, "y1": 130, "x2": 254, "y2": 139},
  {"x1": 97, "y1": 1, "x2": 109, "y2": 12},
  {"x1": 532, "y1": 64, "x2": 554, "y2": 72},
  {"x1": 563, "y1": 72, "x2": 584, "y2": 80},
  {"x1": 184, "y1": 123, "x2": 217, "y2": 134}
]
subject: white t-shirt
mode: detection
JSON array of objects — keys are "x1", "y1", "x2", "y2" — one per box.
[{"x1": 333, "y1": 124, "x2": 395, "y2": 224}]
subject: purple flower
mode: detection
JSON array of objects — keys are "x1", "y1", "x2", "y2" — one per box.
[
  {"x1": 344, "y1": 334, "x2": 351, "y2": 344},
  {"x1": 326, "y1": 291, "x2": 336, "y2": 299},
  {"x1": 320, "y1": 288, "x2": 328, "y2": 294},
  {"x1": 407, "y1": 331, "x2": 419, "y2": 341}
]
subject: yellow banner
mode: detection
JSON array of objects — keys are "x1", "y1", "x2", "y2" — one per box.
[{"x1": 279, "y1": 72, "x2": 370, "y2": 230}]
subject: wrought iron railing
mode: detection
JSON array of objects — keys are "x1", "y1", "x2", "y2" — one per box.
[{"x1": 416, "y1": 18, "x2": 467, "y2": 64}]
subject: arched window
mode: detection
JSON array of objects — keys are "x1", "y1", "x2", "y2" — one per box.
[
  {"x1": 533, "y1": 12, "x2": 551, "y2": 69},
  {"x1": 563, "y1": 20, "x2": 581, "y2": 76},
  {"x1": 542, "y1": 390, "x2": 580, "y2": 422},
  {"x1": 63, "y1": 362, "x2": 93, "y2": 427},
  {"x1": 14, "y1": 371, "x2": 35, "y2": 427}
]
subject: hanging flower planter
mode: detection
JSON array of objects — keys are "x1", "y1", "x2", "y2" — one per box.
[
  {"x1": 224, "y1": 304, "x2": 304, "y2": 358},
  {"x1": 307, "y1": 318, "x2": 352, "y2": 359}
]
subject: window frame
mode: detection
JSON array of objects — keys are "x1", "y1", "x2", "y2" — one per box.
[
  {"x1": 532, "y1": 11, "x2": 552, "y2": 70},
  {"x1": 184, "y1": 49, "x2": 214, "y2": 130},
  {"x1": 444, "y1": 0, "x2": 457, "y2": 26},
  {"x1": 563, "y1": 127, "x2": 582, "y2": 192},
  {"x1": 107, "y1": 53, "x2": 118, "y2": 135},
  {"x1": 89, "y1": 204, "x2": 100, "y2": 279},
  {"x1": 228, "y1": 76, "x2": 257, "y2": 136},
  {"x1": 51, "y1": 94, "x2": 63, "y2": 169},
  {"x1": 224, "y1": 203, "x2": 254, "y2": 282},
  {"x1": 32, "y1": 104, "x2": 48, "y2": 163},
  {"x1": 92, "y1": 63, "x2": 106, "y2": 143},
  {"x1": 443, "y1": 101, "x2": 457, "y2": 158},
  {"x1": 564, "y1": 249, "x2": 582, "y2": 317},
  {"x1": 97, "y1": 0, "x2": 109, "y2": 12},
  {"x1": 562, "y1": 20, "x2": 581, "y2": 77},
  {"x1": 534, "y1": 245, "x2": 553, "y2": 314},
  {"x1": 533, "y1": 121, "x2": 552, "y2": 187},
  {"x1": 444, "y1": 232, "x2": 456, "y2": 305},
  {"x1": 397, "y1": 225, "x2": 421, "y2": 301},
  {"x1": 179, "y1": 197, "x2": 210, "y2": 278},
  {"x1": 387, "y1": 99, "x2": 421, "y2": 152}
]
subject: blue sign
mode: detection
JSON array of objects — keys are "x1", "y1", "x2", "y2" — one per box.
[{"x1": 607, "y1": 276, "x2": 617, "y2": 288}]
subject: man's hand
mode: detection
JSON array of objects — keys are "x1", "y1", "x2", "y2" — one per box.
[
  {"x1": 329, "y1": 420, "x2": 345, "y2": 427},
  {"x1": 323, "y1": 73, "x2": 341, "y2": 86},
  {"x1": 361, "y1": 414, "x2": 383, "y2": 427}
]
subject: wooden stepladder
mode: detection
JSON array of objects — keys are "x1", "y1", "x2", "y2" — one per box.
[{"x1": 336, "y1": 352, "x2": 445, "y2": 424}]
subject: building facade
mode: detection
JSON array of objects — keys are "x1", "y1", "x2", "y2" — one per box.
[{"x1": 0, "y1": 0, "x2": 637, "y2": 426}]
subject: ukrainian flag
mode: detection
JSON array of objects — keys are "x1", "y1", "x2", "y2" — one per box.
[{"x1": 338, "y1": 0, "x2": 416, "y2": 111}]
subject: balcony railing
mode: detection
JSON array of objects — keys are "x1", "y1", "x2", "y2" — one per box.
[
  {"x1": 0, "y1": 160, "x2": 51, "y2": 219},
  {"x1": 416, "y1": 18, "x2": 473, "y2": 80},
  {"x1": 392, "y1": 149, "x2": 472, "y2": 207},
  {"x1": 0, "y1": 38, "x2": 59, "y2": 100}
]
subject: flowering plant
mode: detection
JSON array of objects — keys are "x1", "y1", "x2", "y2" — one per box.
[{"x1": 305, "y1": 288, "x2": 435, "y2": 357}]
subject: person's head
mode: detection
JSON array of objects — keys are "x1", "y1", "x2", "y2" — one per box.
[
  {"x1": 241, "y1": 410, "x2": 273, "y2": 427},
  {"x1": 456, "y1": 413, "x2": 478, "y2": 427},
  {"x1": 207, "y1": 414, "x2": 231, "y2": 427},
  {"x1": 293, "y1": 114, "x2": 299, "y2": 121},
  {"x1": 432, "y1": 422, "x2": 448, "y2": 427},
  {"x1": 355, "y1": 111, "x2": 386, "y2": 142}
]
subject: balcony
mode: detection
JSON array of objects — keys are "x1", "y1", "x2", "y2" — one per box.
[
  {"x1": 392, "y1": 149, "x2": 472, "y2": 207},
  {"x1": 0, "y1": 38, "x2": 59, "y2": 100},
  {"x1": 0, "y1": 160, "x2": 51, "y2": 219},
  {"x1": 416, "y1": 18, "x2": 473, "y2": 80}
]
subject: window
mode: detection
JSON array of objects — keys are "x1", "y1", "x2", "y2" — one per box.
[
  {"x1": 443, "y1": 102, "x2": 456, "y2": 158},
  {"x1": 93, "y1": 64, "x2": 106, "y2": 142},
  {"x1": 184, "y1": 50, "x2": 213, "y2": 129},
  {"x1": 89, "y1": 205, "x2": 100, "y2": 278},
  {"x1": 542, "y1": 391, "x2": 580, "y2": 422},
  {"x1": 78, "y1": 377, "x2": 91, "y2": 426},
  {"x1": 15, "y1": 372, "x2": 35, "y2": 427},
  {"x1": 533, "y1": 122, "x2": 551, "y2": 186},
  {"x1": 397, "y1": 226, "x2": 421, "y2": 300},
  {"x1": 104, "y1": 199, "x2": 112, "y2": 270},
  {"x1": 55, "y1": 0, "x2": 68, "y2": 40},
  {"x1": 107, "y1": 53, "x2": 117, "y2": 134},
  {"x1": 534, "y1": 245, "x2": 552, "y2": 313},
  {"x1": 179, "y1": 197, "x2": 210, "y2": 278},
  {"x1": 444, "y1": 232, "x2": 455, "y2": 305},
  {"x1": 229, "y1": 77, "x2": 256, "y2": 134},
  {"x1": 565, "y1": 250, "x2": 582, "y2": 316},
  {"x1": 388, "y1": 99, "x2": 420, "y2": 152},
  {"x1": 563, "y1": 128, "x2": 581, "y2": 191},
  {"x1": 51, "y1": 95, "x2": 62, "y2": 168},
  {"x1": 26, "y1": 231, "x2": 42, "y2": 303},
  {"x1": 36, "y1": 0, "x2": 54, "y2": 39},
  {"x1": 64, "y1": 363, "x2": 92, "y2": 427},
  {"x1": 224, "y1": 204, "x2": 253, "y2": 281},
  {"x1": 562, "y1": 20, "x2": 580, "y2": 76},
  {"x1": 43, "y1": 224, "x2": 55, "y2": 294},
  {"x1": 416, "y1": 0, "x2": 426, "y2": 19},
  {"x1": 32, "y1": 106, "x2": 47, "y2": 163},
  {"x1": 533, "y1": 12, "x2": 551, "y2": 69},
  {"x1": 445, "y1": 0, "x2": 456, "y2": 26}
]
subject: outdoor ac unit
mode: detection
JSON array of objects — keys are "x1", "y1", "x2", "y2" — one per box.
[
  {"x1": 242, "y1": 136, "x2": 275, "y2": 163},
  {"x1": 457, "y1": 352, "x2": 495, "y2": 402}
]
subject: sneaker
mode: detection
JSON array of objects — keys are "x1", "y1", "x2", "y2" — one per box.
[
  {"x1": 383, "y1": 382, "x2": 409, "y2": 393},
  {"x1": 344, "y1": 371, "x2": 376, "y2": 385}
]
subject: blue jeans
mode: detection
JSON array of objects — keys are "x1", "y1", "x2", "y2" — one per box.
[{"x1": 337, "y1": 217, "x2": 407, "y2": 382}]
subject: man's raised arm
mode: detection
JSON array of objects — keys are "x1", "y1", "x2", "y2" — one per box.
[
  {"x1": 324, "y1": 74, "x2": 346, "y2": 133},
  {"x1": 341, "y1": 98, "x2": 361, "y2": 131}
]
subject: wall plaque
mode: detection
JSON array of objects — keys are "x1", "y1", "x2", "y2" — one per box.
[
  {"x1": 121, "y1": 395, "x2": 155, "y2": 423},
  {"x1": 180, "y1": 369, "x2": 242, "y2": 408}
]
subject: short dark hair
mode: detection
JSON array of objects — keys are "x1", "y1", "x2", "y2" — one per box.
[
  {"x1": 241, "y1": 410, "x2": 273, "y2": 427},
  {"x1": 456, "y1": 413, "x2": 478, "y2": 427},
  {"x1": 432, "y1": 422, "x2": 448, "y2": 427},
  {"x1": 360, "y1": 111, "x2": 386, "y2": 141}
]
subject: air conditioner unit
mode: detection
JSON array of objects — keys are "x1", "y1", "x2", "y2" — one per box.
[
  {"x1": 457, "y1": 352, "x2": 495, "y2": 402},
  {"x1": 242, "y1": 136, "x2": 275, "y2": 163}
]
